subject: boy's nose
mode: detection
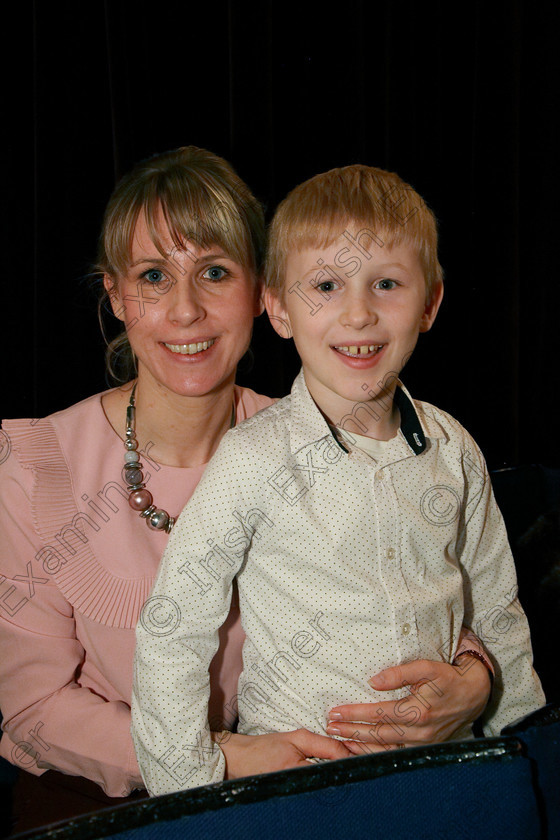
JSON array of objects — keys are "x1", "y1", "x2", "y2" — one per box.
[{"x1": 339, "y1": 291, "x2": 377, "y2": 329}]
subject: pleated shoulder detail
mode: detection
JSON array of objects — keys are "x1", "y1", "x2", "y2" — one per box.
[{"x1": 4, "y1": 418, "x2": 154, "y2": 628}]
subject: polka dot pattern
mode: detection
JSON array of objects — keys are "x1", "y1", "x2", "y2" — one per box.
[{"x1": 132, "y1": 371, "x2": 545, "y2": 796}]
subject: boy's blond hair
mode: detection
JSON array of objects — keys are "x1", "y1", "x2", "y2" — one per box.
[{"x1": 265, "y1": 164, "x2": 442, "y2": 302}]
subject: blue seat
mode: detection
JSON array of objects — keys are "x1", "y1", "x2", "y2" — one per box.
[
  {"x1": 20, "y1": 738, "x2": 540, "y2": 840},
  {"x1": 503, "y1": 702, "x2": 560, "y2": 839}
]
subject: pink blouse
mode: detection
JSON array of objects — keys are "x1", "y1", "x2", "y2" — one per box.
[{"x1": 0, "y1": 386, "x2": 273, "y2": 796}]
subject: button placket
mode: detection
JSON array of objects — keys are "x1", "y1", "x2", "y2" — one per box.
[{"x1": 373, "y1": 466, "x2": 415, "y2": 661}]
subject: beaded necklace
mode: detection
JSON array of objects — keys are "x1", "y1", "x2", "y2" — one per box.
[{"x1": 123, "y1": 383, "x2": 235, "y2": 533}]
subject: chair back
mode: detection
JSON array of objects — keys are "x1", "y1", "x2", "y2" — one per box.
[
  {"x1": 503, "y1": 702, "x2": 560, "y2": 839},
  {"x1": 21, "y1": 738, "x2": 540, "y2": 840}
]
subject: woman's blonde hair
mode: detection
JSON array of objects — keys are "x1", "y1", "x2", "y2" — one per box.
[
  {"x1": 97, "y1": 146, "x2": 265, "y2": 381},
  {"x1": 265, "y1": 164, "x2": 443, "y2": 302}
]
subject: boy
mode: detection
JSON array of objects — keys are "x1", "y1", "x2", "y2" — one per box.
[{"x1": 132, "y1": 165, "x2": 544, "y2": 795}]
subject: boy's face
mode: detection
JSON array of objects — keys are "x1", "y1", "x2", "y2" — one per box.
[{"x1": 265, "y1": 232, "x2": 443, "y2": 435}]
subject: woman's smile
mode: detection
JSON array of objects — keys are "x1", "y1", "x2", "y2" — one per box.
[{"x1": 163, "y1": 338, "x2": 217, "y2": 356}]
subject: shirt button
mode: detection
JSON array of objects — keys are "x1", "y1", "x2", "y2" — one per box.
[
  {"x1": 377, "y1": 469, "x2": 385, "y2": 480},
  {"x1": 402, "y1": 623, "x2": 411, "y2": 635},
  {"x1": 387, "y1": 548, "x2": 395, "y2": 559}
]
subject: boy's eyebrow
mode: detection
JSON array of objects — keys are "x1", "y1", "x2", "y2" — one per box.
[
  {"x1": 373, "y1": 262, "x2": 410, "y2": 270},
  {"x1": 302, "y1": 264, "x2": 337, "y2": 278},
  {"x1": 301, "y1": 261, "x2": 410, "y2": 278}
]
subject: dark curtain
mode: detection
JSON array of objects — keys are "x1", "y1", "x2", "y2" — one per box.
[{"x1": 4, "y1": 0, "x2": 559, "y2": 469}]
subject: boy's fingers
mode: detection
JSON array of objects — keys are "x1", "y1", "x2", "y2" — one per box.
[
  {"x1": 293, "y1": 730, "x2": 351, "y2": 760},
  {"x1": 343, "y1": 739, "x2": 397, "y2": 755}
]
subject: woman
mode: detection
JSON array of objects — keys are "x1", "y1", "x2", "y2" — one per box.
[{"x1": 0, "y1": 147, "x2": 491, "y2": 831}]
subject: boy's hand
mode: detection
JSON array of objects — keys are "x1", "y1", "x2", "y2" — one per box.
[
  {"x1": 213, "y1": 729, "x2": 352, "y2": 779},
  {"x1": 326, "y1": 657, "x2": 491, "y2": 753}
]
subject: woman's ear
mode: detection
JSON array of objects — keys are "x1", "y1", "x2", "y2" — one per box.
[
  {"x1": 103, "y1": 274, "x2": 125, "y2": 322},
  {"x1": 254, "y1": 276, "x2": 266, "y2": 317},
  {"x1": 419, "y1": 281, "x2": 444, "y2": 333},
  {"x1": 264, "y1": 288, "x2": 292, "y2": 339}
]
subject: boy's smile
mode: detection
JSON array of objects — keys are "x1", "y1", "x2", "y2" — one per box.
[{"x1": 266, "y1": 233, "x2": 443, "y2": 438}]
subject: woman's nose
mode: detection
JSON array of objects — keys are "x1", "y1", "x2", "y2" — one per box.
[{"x1": 166, "y1": 280, "x2": 205, "y2": 325}]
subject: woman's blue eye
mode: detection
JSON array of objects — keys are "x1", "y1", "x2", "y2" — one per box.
[
  {"x1": 142, "y1": 269, "x2": 166, "y2": 285},
  {"x1": 203, "y1": 265, "x2": 228, "y2": 282}
]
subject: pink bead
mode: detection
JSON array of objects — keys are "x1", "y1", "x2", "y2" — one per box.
[{"x1": 128, "y1": 489, "x2": 153, "y2": 511}]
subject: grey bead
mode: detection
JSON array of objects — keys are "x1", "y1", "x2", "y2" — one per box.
[
  {"x1": 148, "y1": 510, "x2": 169, "y2": 530},
  {"x1": 125, "y1": 467, "x2": 143, "y2": 485}
]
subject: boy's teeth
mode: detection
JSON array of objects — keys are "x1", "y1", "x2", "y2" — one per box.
[
  {"x1": 335, "y1": 344, "x2": 382, "y2": 356},
  {"x1": 165, "y1": 339, "x2": 215, "y2": 355}
]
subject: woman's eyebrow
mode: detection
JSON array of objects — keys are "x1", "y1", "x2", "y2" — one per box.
[
  {"x1": 195, "y1": 249, "x2": 230, "y2": 260},
  {"x1": 129, "y1": 257, "x2": 168, "y2": 267},
  {"x1": 129, "y1": 252, "x2": 231, "y2": 269}
]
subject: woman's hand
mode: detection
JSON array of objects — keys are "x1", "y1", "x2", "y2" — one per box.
[
  {"x1": 326, "y1": 655, "x2": 492, "y2": 754},
  {"x1": 214, "y1": 729, "x2": 352, "y2": 779}
]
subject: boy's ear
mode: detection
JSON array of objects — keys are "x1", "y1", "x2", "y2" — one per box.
[
  {"x1": 103, "y1": 274, "x2": 125, "y2": 323},
  {"x1": 419, "y1": 281, "x2": 444, "y2": 333},
  {"x1": 264, "y1": 288, "x2": 293, "y2": 339}
]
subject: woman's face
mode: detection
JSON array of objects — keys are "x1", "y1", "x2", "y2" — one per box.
[{"x1": 106, "y1": 210, "x2": 263, "y2": 399}]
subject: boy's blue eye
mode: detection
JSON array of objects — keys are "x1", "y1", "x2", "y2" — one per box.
[
  {"x1": 203, "y1": 265, "x2": 229, "y2": 282},
  {"x1": 316, "y1": 280, "x2": 336, "y2": 293},
  {"x1": 142, "y1": 268, "x2": 166, "y2": 285},
  {"x1": 377, "y1": 278, "x2": 397, "y2": 290}
]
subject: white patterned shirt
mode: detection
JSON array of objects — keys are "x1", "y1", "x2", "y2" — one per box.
[{"x1": 132, "y1": 370, "x2": 545, "y2": 795}]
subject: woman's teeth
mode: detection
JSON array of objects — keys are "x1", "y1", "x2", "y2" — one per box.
[
  {"x1": 164, "y1": 339, "x2": 215, "y2": 355},
  {"x1": 334, "y1": 344, "x2": 383, "y2": 357}
]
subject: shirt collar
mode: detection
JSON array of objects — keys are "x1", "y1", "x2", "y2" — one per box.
[
  {"x1": 288, "y1": 369, "x2": 446, "y2": 456},
  {"x1": 288, "y1": 370, "x2": 336, "y2": 455}
]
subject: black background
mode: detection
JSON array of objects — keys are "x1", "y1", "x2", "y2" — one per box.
[{"x1": 4, "y1": 1, "x2": 560, "y2": 469}]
